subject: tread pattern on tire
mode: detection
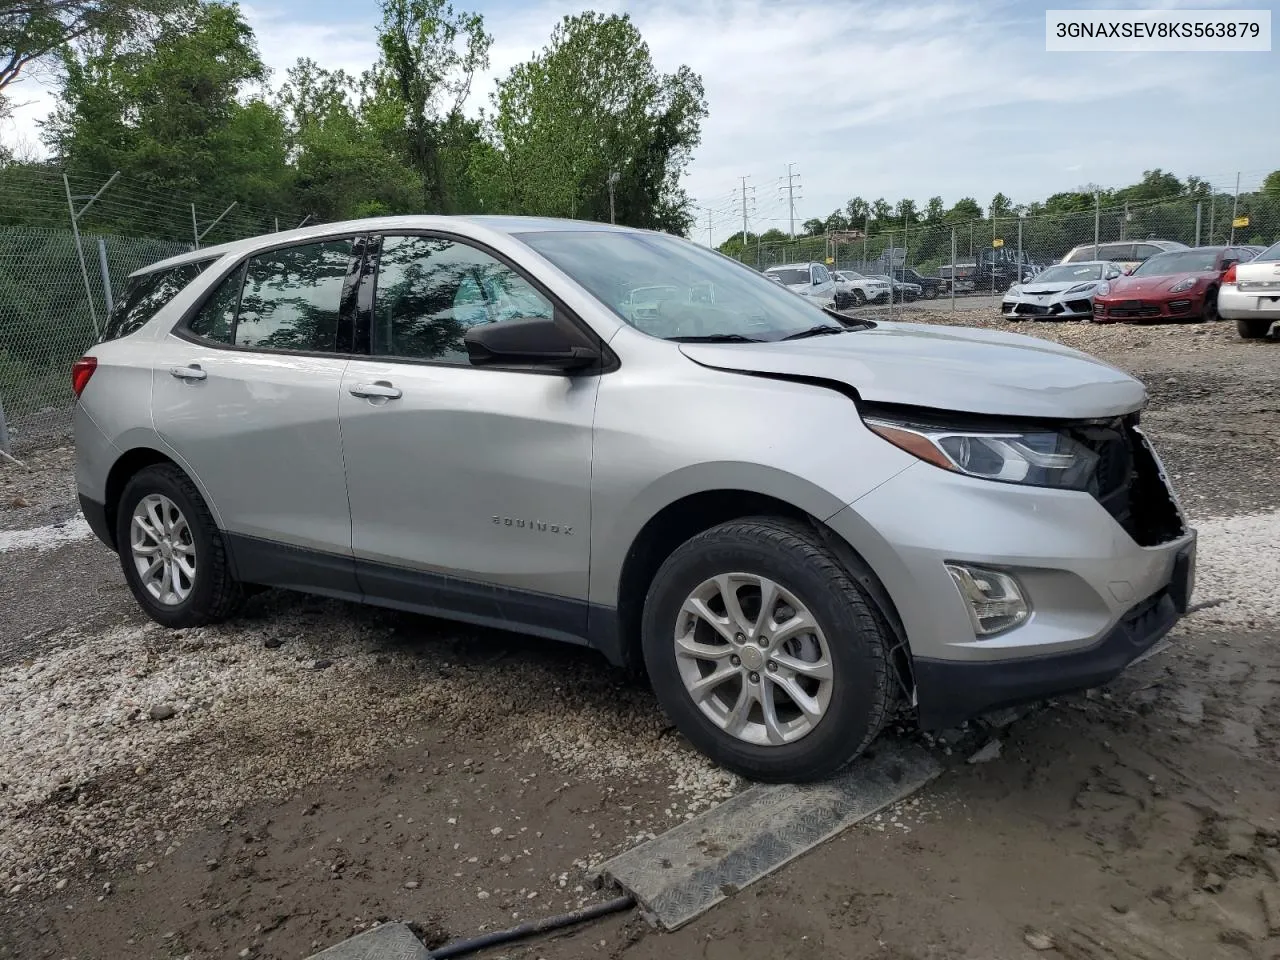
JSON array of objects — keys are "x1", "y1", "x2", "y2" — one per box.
[
  {"x1": 119, "y1": 463, "x2": 244, "y2": 625},
  {"x1": 644, "y1": 515, "x2": 895, "y2": 782}
]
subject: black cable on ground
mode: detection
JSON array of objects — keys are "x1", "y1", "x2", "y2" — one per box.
[{"x1": 427, "y1": 895, "x2": 637, "y2": 959}]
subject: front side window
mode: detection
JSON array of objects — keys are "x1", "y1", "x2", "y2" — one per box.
[
  {"x1": 520, "y1": 230, "x2": 848, "y2": 342},
  {"x1": 103, "y1": 260, "x2": 213, "y2": 342},
  {"x1": 370, "y1": 235, "x2": 554, "y2": 364}
]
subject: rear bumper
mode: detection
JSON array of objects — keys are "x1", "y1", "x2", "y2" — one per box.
[
  {"x1": 1218, "y1": 285, "x2": 1280, "y2": 320},
  {"x1": 913, "y1": 578, "x2": 1184, "y2": 730}
]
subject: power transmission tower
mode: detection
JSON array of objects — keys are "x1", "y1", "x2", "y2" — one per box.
[
  {"x1": 737, "y1": 176, "x2": 756, "y2": 243},
  {"x1": 782, "y1": 163, "x2": 803, "y2": 238}
]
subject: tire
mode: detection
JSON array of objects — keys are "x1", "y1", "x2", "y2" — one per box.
[
  {"x1": 925, "y1": 286, "x2": 939, "y2": 300},
  {"x1": 1198, "y1": 287, "x2": 1218, "y2": 323},
  {"x1": 115, "y1": 463, "x2": 244, "y2": 628},
  {"x1": 1237, "y1": 317, "x2": 1272, "y2": 339},
  {"x1": 852, "y1": 289, "x2": 866, "y2": 306},
  {"x1": 641, "y1": 517, "x2": 895, "y2": 783}
]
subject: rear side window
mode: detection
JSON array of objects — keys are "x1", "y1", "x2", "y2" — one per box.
[
  {"x1": 101, "y1": 261, "x2": 211, "y2": 342},
  {"x1": 183, "y1": 239, "x2": 356, "y2": 353}
]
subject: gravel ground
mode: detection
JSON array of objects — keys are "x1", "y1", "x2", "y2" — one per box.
[{"x1": 1, "y1": 311, "x2": 1278, "y2": 960}]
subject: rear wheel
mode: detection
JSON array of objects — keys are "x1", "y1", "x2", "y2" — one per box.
[
  {"x1": 925, "y1": 285, "x2": 939, "y2": 300},
  {"x1": 1237, "y1": 317, "x2": 1273, "y2": 339},
  {"x1": 641, "y1": 517, "x2": 895, "y2": 783},
  {"x1": 115, "y1": 464, "x2": 244, "y2": 628}
]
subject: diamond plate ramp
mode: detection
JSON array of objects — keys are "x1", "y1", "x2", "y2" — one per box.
[
  {"x1": 594, "y1": 738, "x2": 941, "y2": 930},
  {"x1": 305, "y1": 923, "x2": 430, "y2": 960}
]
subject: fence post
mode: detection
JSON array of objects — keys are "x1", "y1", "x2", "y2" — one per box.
[
  {"x1": 1208, "y1": 192, "x2": 1216, "y2": 244},
  {"x1": 97, "y1": 237, "x2": 114, "y2": 316},
  {"x1": 1093, "y1": 191, "x2": 1100, "y2": 258},
  {"x1": 1194, "y1": 201, "x2": 1202, "y2": 246},
  {"x1": 64, "y1": 173, "x2": 106, "y2": 340},
  {"x1": 950, "y1": 228, "x2": 956, "y2": 314},
  {"x1": 886, "y1": 229, "x2": 894, "y2": 319},
  {"x1": 0, "y1": 389, "x2": 11, "y2": 457}
]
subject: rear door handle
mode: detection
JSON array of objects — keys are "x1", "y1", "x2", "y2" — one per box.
[
  {"x1": 349, "y1": 381, "x2": 402, "y2": 400},
  {"x1": 169, "y1": 364, "x2": 207, "y2": 381}
]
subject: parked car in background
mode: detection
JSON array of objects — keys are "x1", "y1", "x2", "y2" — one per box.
[
  {"x1": 890, "y1": 266, "x2": 944, "y2": 300},
  {"x1": 1092, "y1": 246, "x2": 1256, "y2": 324},
  {"x1": 832, "y1": 270, "x2": 891, "y2": 306},
  {"x1": 1218, "y1": 239, "x2": 1280, "y2": 339},
  {"x1": 868, "y1": 274, "x2": 922, "y2": 301},
  {"x1": 1061, "y1": 240, "x2": 1187, "y2": 274},
  {"x1": 764, "y1": 262, "x2": 838, "y2": 310},
  {"x1": 72, "y1": 214, "x2": 1196, "y2": 783},
  {"x1": 1002, "y1": 261, "x2": 1124, "y2": 321}
]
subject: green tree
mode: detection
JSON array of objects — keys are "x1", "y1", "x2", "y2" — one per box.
[
  {"x1": 843, "y1": 196, "x2": 868, "y2": 224},
  {"x1": 1262, "y1": 170, "x2": 1280, "y2": 197},
  {"x1": 362, "y1": 0, "x2": 491, "y2": 213},
  {"x1": 476, "y1": 12, "x2": 706, "y2": 233},
  {"x1": 801, "y1": 217, "x2": 824, "y2": 236},
  {"x1": 44, "y1": 1, "x2": 291, "y2": 213},
  {"x1": 1, "y1": 0, "x2": 180, "y2": 92},
  {"x1": 895, "y1": 198, "x2": 917, "y2": 224},
  {"x1": 946, "y1": 197, "x2": 982, "y2": 221},
  {"x1": 924, "y1": 196, "x2": 944, "y2": 221},
  {"x1": 989, "y1": 192, "x2": 1012, "y2": 217}
]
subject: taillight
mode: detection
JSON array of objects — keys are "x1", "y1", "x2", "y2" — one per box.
[
  {"x1": 1223, "y1": 264, "x2": 1237, "y2": 285},
  {"x1": 71, "y1": 357, "x2": 98, "y2": 398}
]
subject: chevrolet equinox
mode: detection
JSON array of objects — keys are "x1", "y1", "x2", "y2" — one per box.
[{"x1": 73, "y1": 216, "x2": 1197, "y2": 782}]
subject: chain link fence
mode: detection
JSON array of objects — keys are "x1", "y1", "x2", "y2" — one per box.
[
  {"x1": 727, "y1": 192, "x2": 1280, "y2": 315},
  {"x1": 0, "y1": 166, "x2": 309, "y2": 455}
]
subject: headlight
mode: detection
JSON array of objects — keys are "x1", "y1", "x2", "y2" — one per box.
[
  {"x1": 1169, "y1": 277, "x2": 1197, "y2": 293},
  {"x1": 1095, "y1": 281, "x2": 1110, "y2": 296},
  {"x1": 1064, "y1": 282, "x2": 1097, "y2": 294},
  {"x1": 1006, "y1": 285, "x2": 1021, "y2": 297},
  {"x1": 863, "y1": 412, "x2": 1099, "y2": 489}
]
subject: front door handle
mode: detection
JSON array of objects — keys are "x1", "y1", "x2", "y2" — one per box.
[
  {"x1": 349, "y1": 381, "x2": 403, "y2": 400},
  {"x1": 169, "y1": 364, "x2": 207, "y2": 381}
]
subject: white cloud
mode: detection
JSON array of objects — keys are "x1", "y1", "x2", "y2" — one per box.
[{"x1": 3, "y1": 0, "x2": 1275, "y2": 246}]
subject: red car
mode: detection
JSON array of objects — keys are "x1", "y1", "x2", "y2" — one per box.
[{"x1": 1092, "y1": 245, "x2": 1259, "y2": 323}]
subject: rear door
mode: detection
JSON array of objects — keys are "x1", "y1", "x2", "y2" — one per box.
[
  {"x1": 151, "y1": 235, "x2": 364, "y2": 592},
  {"x1": 337, "y1": 232, "x2": 598, "y2": 641}
]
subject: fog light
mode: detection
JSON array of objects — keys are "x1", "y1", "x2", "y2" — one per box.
[{"x1": 945, "y1": 563, "x2": 1029, "y2": 636}]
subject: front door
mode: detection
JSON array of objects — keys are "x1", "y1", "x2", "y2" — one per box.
[
  {"x1": 150, "y1": 236, "x2": 363, "y2": 592},
  {"x1": 338, "y1": 233, "x2": 598, "y2": 642}
]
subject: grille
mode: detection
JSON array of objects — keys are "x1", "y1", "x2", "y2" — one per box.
[
  {"x1": 1070, "y1": 415, "x2": 1184, "y2": 547},
  {"x1": 1107, "y1": 302, "x2": 1162, "y2": 319}
]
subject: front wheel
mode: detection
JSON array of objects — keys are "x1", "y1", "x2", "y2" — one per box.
[
  {"x1": 116, "y1": 464, "x2": 245, "y2": 628},
  {"x1": 641, "y1": 517, "x2": 895, "y2": 783},
  {"x1": 925, "y1": 286, "x2": 939, "y2": 300},
  {"x1": 1199, "y1": 287, "x2": 1218, "y2": 323}
]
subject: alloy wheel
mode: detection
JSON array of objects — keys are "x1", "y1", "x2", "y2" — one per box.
[
  {"x1": 673, "y1": 572, "x2": 834, "y2": 746},
  {"x1": 130, "y1": 493, "x2": 196, "y2": 606}
]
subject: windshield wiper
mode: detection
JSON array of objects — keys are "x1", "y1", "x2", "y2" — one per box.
[
  {"x1": 667, "y1": 333, "x2": 764, "y2": 343},
  {"x1": 781, "y1": 324, "x2": 849, "y2": 340}
]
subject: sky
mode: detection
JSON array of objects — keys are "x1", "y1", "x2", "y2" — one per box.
[{"x1": 2, "y1": 0, "x2": 1277, "y2": 245}]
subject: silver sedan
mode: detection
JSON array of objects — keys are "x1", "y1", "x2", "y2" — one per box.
[{"x1": 1002, "y1": 262, "x2": 1125, "y2": 321}]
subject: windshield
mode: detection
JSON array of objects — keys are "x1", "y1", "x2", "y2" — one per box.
[
  {"x1": 1031, "y1": 264, "x2": 1102, "y2": 284},
  {"x1": 519, "y1": 230, "x2": 842, "y2": 342},
  {"x1": 1256, "y1": 241, "x2": 1280, "y2": 262},
  {"x1": 1132, "y1": 250, "x2": 1220, "y2": 276},
  {"x1": 766, "y1": 267, "x2": 809, "y2": 285}
]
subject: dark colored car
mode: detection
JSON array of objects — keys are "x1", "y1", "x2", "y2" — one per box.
[
  {"x1": 890, "y1": 267, "x2": 944, "y2": 300},
  {"x1": 1092, "y1": 246, "x2": 1261, "y2": 323}
]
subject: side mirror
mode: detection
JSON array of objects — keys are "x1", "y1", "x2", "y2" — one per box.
[{"x1": 464, "y1": 316, "x2": 600, "y2": 371}]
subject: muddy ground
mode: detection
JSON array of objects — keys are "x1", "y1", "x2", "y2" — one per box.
[{"x1": 1, "y1": 312, "x2": 1278, "y2": 960}]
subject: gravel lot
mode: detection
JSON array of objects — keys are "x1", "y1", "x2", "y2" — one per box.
[{"x1": 1, "y1": 312, "x2": 1278, "y2": 960}]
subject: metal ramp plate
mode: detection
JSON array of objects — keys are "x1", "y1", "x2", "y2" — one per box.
[
  {"x1": 305, "y1": 922, "x2": 431, "y2": 960},
  {"x1": 594, "y1": 738, "x2": 941, "y2": 930}
]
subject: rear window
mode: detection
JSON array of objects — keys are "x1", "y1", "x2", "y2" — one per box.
[{"x1": 101, "y1": 261, "x2": 212, "y2": 342}]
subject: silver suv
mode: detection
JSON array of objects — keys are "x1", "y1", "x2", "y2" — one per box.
[{"x1": 73, "y1": 216, "x2": 1197, "y2": 782}]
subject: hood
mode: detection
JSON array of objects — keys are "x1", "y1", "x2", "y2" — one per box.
[
  {"x1": 1015, "y1": 279, "x2": 1094, "y2": 297},
  {"x1": 678, "y1": 320, "x2": 1145, "y2": 420},
  {"x1": 1109, "y1": 272, "x2": 1211, "y2": 296}
]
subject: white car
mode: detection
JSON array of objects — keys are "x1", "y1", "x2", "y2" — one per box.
[
  {"x1": 764, "y1": 262, "x2": 838, "y2": 310},
  {"x1": 832, "y1": 270, "x2": 890, "y2": 306},
  {"x1": 1002, "y1": 261, "x2": 1124, "y2": 321},
  {"x1": 1218, "y1": 239, "x2": 1280, "y2": 339}
]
